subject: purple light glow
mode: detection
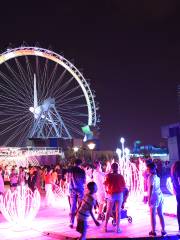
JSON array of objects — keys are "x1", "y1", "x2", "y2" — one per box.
[{"x1": 0, "y1": 186, "x2": 41, "y2": 228}]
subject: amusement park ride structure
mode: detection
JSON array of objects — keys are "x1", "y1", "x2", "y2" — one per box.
[
  {"x1": 29, "y1": 74, "x2": 72, "y2": 140},
  {"x1": 0, "y1": 46, "x2": 99, "y2": 147}
]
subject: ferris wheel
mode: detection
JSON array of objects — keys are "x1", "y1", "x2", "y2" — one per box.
[{"x1": 0, "y1": 46, "x2": 98, "y2": 147}]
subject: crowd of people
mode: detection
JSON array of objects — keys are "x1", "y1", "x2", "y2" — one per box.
[{"x1": 0, "y1": 158, "x2": 179, "y2": 240}]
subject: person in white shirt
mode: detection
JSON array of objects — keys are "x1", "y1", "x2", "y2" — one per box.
[{"x1": 147, "y1": 162, "x2": 166, "y2": 237}]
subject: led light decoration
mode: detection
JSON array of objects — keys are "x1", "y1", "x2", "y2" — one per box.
[
  {"x1": 0, "y1": 186, "x2": 41, "y2": 228},
  {"x1": 52, "y1": 184, "x2": 69, "y2": 209},
  {"x1": 116, "y1": 138, "x2": 145, "y2": 200}
]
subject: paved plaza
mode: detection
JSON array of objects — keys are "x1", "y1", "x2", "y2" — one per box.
[{"x1": 0, "y1": 193, "x2": 179, "y2": 240}]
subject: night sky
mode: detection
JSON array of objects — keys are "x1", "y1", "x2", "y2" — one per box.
[{"x1": 0, "y1": 1, "x2": 180, "y2": 150}]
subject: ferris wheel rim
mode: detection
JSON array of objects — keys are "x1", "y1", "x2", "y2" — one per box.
[{"x1": 0, "y1": 46, "x2": 97, "y2": 127}]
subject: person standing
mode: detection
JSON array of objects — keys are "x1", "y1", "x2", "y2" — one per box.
[
  {"x1": 44, "y1": 167, "x2": 54, "y2": 207},
  {"x1": 18, "y1": 166, "x2": 26, "y2": 186},
  {"x1": 147, "y1": 162, "x2": 167, "y2": 236},
  {"x1": 67, "y1": 159, "x2": 86, "y2": 228},
  {"x1": 9, "y1": 168, "x2": 18, "y2": 191},
  {"x1": 171, "y1": 160, "x2": 180, "y2": 232},
  {"x1": 104, "y1": 162, "x2": 125, "y2": 233},
  {"x1": 27, "y1": 167, "x2": 37, "y2": 192}
]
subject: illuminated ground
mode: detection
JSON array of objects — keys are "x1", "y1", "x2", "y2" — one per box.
[{"x1": 0, "y1": 193, "x2": 179, "y2": 240}]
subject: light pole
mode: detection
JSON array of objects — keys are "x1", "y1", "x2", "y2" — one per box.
[
  {"x1": 87, "y1": 142, "x2": 96, "y2": 163},
  {"x1": 120, "y1": 137, "x2": 125, "y2": 159}
]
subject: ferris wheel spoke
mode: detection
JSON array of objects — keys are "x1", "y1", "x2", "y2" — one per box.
[
  {"x1": 25, "y1": 56, "x2": 34, "y2": 98},
  {"x1": 51, "y1": 69, "x2": 67, "y2": 97},
  {"x1": 3, "y1": 118, "x2": 32, "y2": 146},
  {"x1": 4, "y1": 62, "x2": 30, "y2": 96},
  {"x1": 15, "y1": 119, "x2": 32, "y2": 146},
  {"x1": 58, "y1": 103, "x2": 87, "y2": 110},
  {"x1": 0, "y1": 82, "x2": 28, "y2": 104},
  {"x1": 64, "y1": 123, "x2": 83, "y2": 136},
  {"x1": 15, "y1": 58, "x2": 33, "y2": 103},
  {"x1": 4, "y1": 127, "x2": 24, "y2": 146},
  {"x1": 56, "y1": 85, "x2": 81, "y2": 102},
  {"x1": 62, "y1": 115, "x2": 86, "y2": 126},
  {"x1": 0, "y1": 113, "x2": 32, "y2": 135},
  {"x1": 64, "y1": 121, "x2": 84, "y2": 136},
  {"x1": 0, "y1": 108, "x2": 29, "y2": 119},
  {"x1": 45, "y1": 63, "x2": 58, "y2": 99},
  {"x1": 0, "y1": 109, "x2": 29, "y2": 119},
  {"x1": 39, "y1": 57, "x2": 49, "y2": 101},
  {"x1": 0, "y1": 93, "x2": 30, "y2": 108},
  {"x1": 0, "y1": 71, "x2": 28, "y2": 102},
  {"x1": 60, "y1": 109, "x2": 88, "y2": 117},
  {"x1": 0, "y1": 109, "x2": 29, "y2": 118},
  {"x1": 0, "y1": 112, "x2": 31, "y2": 125},
  {"x1": 0, "y1": 90, "x2": 27, "y2": 107},
  {"x1": 36, "y1": 56, "x2": 41, "y2": 85},
  {"x1": 58, "y1": 106, "x2": 87, "y2": 114},
  {"x1": 50, "y1": 110, "x2": 87, "y2": 124},
  {"x1": 35, "y1": 56, "x2": 44, "y2": 104},
  {"x1": 0, "y1": 110, "x2": 27, "y2": 115},
  {"x1": 54, "y1": 76, "x2": 74, "y2": 99},
  {"x1": 0, "y1": 101, "x2": 30, "y2": 111},
  {"x1": 58, "y1": 94, "x2": 85, "y2": 105}
]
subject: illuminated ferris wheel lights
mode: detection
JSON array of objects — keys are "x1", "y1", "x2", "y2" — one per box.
[
  {"x1": 0, "y1": 46, "x2": 98, "y2": 146},
  {"x1": 29, "y1": 106, "x2": 44, "y2": 119}
]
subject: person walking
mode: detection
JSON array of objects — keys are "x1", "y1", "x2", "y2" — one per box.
[
  {"x1": 147, "y1": 162, "x2": 167, "y2": 236},
  {"x1": 104, "y1": 162, "x2": 125, "y2": 233},
  {"x1": 171, "y1": 160, "x2": 180, "y2": 232},
  {"x1": 67, "y1": 159, "x2": 86, "y2": 228},
  {"x1": 76, "y1": 181, "x2": 100, "y2": 240}
]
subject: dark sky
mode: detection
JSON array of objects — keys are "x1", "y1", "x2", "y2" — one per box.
[{"x1": 0, "y1": 0, "x2": 180, "y2": 150}]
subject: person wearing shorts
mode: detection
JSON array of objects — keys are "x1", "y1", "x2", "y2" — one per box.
[
  {"x1": 76, "y1": 181, "x2": 100, "y2": 240},
  {"x1": 104, "y1": 162, "x2": 125, "y2": 233},
  {"x1": 147, "y1": 162, "x2": 167, "y2": 237}
]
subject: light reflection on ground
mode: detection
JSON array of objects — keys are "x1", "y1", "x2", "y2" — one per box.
[{"x1": 0, "y1": 194, "x2": 178, "y2": 240}]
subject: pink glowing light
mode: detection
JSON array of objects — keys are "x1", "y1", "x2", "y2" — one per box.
[
  {"x1": 116, "y1": 148, "x2": 144, "y2": 201},
  {"x1": 0, "y1": 186, "x2": 41, "y2": 227}
]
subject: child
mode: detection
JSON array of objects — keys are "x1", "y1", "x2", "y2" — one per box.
[
  {"x1": 147, "y1": 162, "x2": 167, "y2": 237},
  {"x1": 76, "y1": 181, "x2": 100, "y2": 240}
]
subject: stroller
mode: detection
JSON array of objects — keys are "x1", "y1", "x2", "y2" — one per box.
[{"x1": 100, "y1": 188, "x2": 132, "y2": 225}]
